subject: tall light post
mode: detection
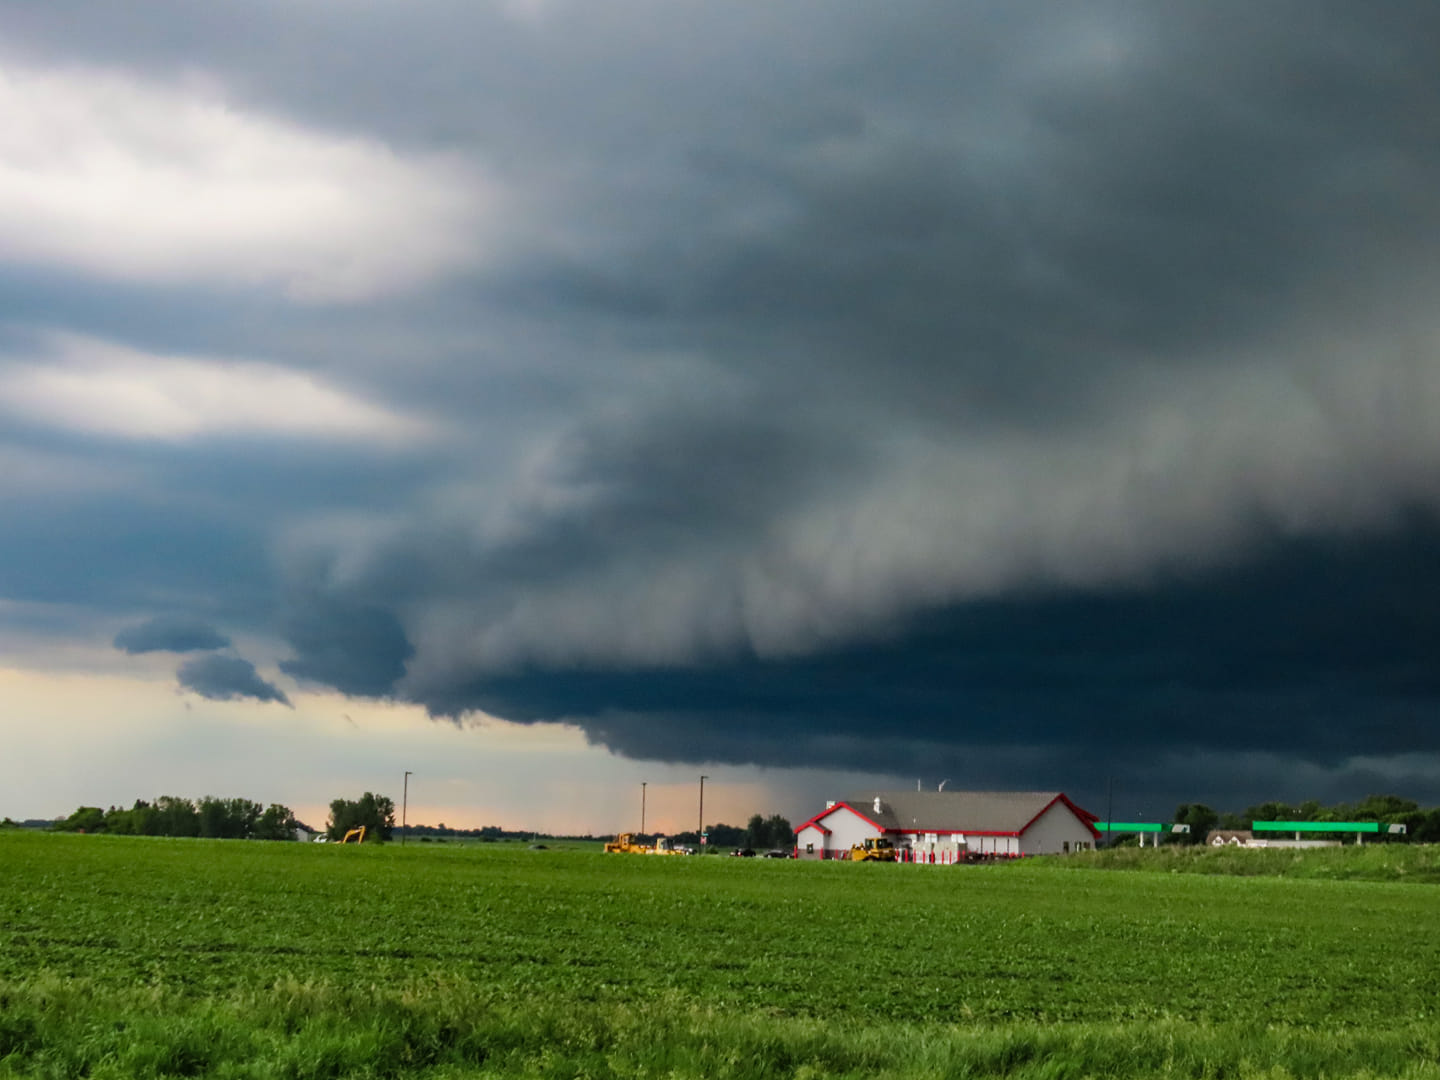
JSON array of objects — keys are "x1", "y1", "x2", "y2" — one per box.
[
  {"x1": 698, "y1": 775, "x2": 708, "y2": 846},
  {"x1": 402, "y1": 771, "x2": 412, "y2": 846},
  {"x1": 641, "y1": 781, "x2": 647, "y2": 836}
]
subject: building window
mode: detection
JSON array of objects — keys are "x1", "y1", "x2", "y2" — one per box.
[{"x1": 805, "y1": 843, "x2": 814, "y2": 854}]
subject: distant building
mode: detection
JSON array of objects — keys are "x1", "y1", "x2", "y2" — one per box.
[
  {"x1": 1209, "y1": 830, "x2": 1254, "y2": 846},
  {"x1": 794, "y1": 790, "x2": 1099, "y2": 861}
]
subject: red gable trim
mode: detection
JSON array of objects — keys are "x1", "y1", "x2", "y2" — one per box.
[
  {"x1": 793, "y1": 801, "x2": 886, "y2": 835},
  {"x1": 1016, "y1": 793, "x2": 1102, "y2": 839},
  {"x1": 794, "y1": 821, "x2": 831, "y2": 836}
]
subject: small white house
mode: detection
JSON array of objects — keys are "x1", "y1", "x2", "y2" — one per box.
[{"x1": 794, "y1": 790, "x2": 1099, "y2": 861}]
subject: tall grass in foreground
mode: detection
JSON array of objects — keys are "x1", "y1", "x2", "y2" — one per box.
[
  {"x1": 1059, "y1": 842, "x2": 1440, "y2": 882},
  {"x1": 3, "y1": 976, "x2": 1439, "y2": 1080}
]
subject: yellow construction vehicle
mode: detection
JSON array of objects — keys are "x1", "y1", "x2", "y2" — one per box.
[
  {"x1": 604, "y1": 833, "x2": 687, "y2": 855},
  {"x1": 341, "y1": 825, "x2": 367, "y2": 844},
  {"x1": 603, "y1": 832, "x2": 648, "y2": 854},
  {"x1": 849, "y1": 837, "x2": 897, "y2": 862}
]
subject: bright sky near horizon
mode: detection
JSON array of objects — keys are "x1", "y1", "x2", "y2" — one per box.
[{"x1": 5, "y1": 3, "x2": 1440, "y2": 831}]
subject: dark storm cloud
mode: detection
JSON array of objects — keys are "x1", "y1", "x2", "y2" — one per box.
[
  {"x1": 261, "y1": 3, "x2": 1440, "y2": 803},
  {"x1": 114, "y1": 616, "x2": 229, "y2": 655},
  {"x1": 177, "y1": 654, "x2": 290, "y2": 707},
  {"x1": 420, "y1": 521, "x2": 1440, "y2": 802},
  {"x1": 7, "y1": 3, "x2": 1440, "y2": 808},
  {"x1": 278, "y1": 598, "x2": 413, "y2": 698}
]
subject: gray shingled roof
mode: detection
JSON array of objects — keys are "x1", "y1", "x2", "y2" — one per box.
[{"x1": 841, "y1": 790, "x2": 1082, "y2": 834}]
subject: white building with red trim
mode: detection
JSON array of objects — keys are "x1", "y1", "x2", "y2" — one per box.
[{"x1": 794, "y1": 790, "x2": 1100, "y2": 861}]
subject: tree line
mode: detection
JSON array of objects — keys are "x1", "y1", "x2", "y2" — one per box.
[
  {"x1": 50, "y1": 792, "x2": 399, "y2": 843},
  {"x1": 54, "y1": 797, "x2": 302, "y2": 840},
  {"x1": 1168, "y1": 794, "x2": 1440, "y2": 844}
]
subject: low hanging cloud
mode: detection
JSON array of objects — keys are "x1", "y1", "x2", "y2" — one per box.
[
  {"x1": 114, "y1": 615, "x2": 229, "y2": 655},
  {"x1": 0, "y1": 60, "x2": 494, "y2": 301},
  {"x1": 177, "y1": 654, "x2": 291, "y2": 707},
  {"x1": 278, "y1": 597, "x2": 413, "y2": 697}
]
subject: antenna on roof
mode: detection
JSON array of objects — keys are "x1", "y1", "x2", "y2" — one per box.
[{"x1": 938, "y1": 779, "x2": 949, "y2": 792}]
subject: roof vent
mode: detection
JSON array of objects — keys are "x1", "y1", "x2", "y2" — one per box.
[
  {"x1": 825, "y1": 800, "x2": 835, "y2": 809},
  {"x1": 873, "y1": 796, "x2": 883, "y2": 814}
]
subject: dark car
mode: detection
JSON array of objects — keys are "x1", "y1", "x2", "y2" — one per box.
[
  {"x1": 762, "y1": 849, "x2": 792, "y2": 859},
  {"x1": 731, "y1": 848, "x2": 756, "y2": 857}
]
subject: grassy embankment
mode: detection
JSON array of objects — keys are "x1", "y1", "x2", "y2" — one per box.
[
  {"x1": 1066, "y1": 840, "x2": 1440, "y2": 882},
  {"x1": 3, "y1": 832, "x2": 1439, "y2": 1078}
]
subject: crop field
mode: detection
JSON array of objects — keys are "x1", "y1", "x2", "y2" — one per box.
[{"x1": 3, "y1": 832, "x2": 1440, "y2": 1078}]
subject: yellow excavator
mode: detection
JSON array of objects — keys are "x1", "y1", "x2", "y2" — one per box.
[
  {"x1": 849, "y1": 837, "x2": 897, "y2": 862},
  {"x1": 341, "y1": 825, "x2": 367, "y2": 844}
]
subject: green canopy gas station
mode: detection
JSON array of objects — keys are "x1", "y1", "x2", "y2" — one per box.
[{"x1": 1094, "y1": 821, "x2": 1407, "y2": 846}]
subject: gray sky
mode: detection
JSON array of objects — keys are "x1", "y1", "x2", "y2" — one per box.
[{"x1": 4, "y1": 2, "x2": 1440, "y2": 829}]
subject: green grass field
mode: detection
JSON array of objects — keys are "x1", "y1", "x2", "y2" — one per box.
[{"x1": 3, "y1": 832, "x2": 1439, "y2": 1078}]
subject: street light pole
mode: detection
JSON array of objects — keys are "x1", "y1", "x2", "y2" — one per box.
[
  {"x1": 641, "y1": 781, "x2": 647, "y2": 835},
  {"x1": 402, "y1": 771, "x2": 412, "y2": 846},
  {"x1": 699, "y1": 775, "x2": 708, "y2": 843}
]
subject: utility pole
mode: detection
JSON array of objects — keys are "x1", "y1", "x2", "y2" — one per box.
[
  {"x1": 402, "y1": 771, "x2": 412, "y2": 846},
  {"x1": 699, "y1": 775, "x2": 708, "y2": 844},
  {"x1": 641, "y1": 781, "x2": 647, "y2": 835}
]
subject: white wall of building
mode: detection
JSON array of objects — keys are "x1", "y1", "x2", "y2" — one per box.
[
  {"x1": 1017, "y1": 801, "x2": 1096, "y2": 855},
  {"x1": 811, "y1": 804, "x2": 882, "y2": 857},
  {"x1": 795, "y1": 823, "x2": 828, "y2": 859}
]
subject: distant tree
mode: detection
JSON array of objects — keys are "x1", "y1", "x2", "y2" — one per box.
[
  {"x1": 1172, "y1": 804, "x2": 1218, "y2": 845},
  {"x1": 198, "y1": 797, "x2": 229, "y2": 839},
  {"x1": 1413, "y1": 809, "x2": 1440, "y2": 844},
  {"x1": 103, "y1": 804, "x2": 140, "y2": 834},
  {"x1": 743, "y1": 814, "x2": 769, "y2": 849},
  {"x1": 253, "y1": 803, "x2": 299, "y2": 841},
  {"x1": 197, "y1": 797, "x2": 263, "y2": 839},
  {"x1": 57, "y1": 806, "x2": 106, "y2": 833},
  {"x1": 739, "y1": 814, "x2": 795, "y2": 851},
  {"x1": 708, "y1": 823, "x2": 745, "y2": 847},
  {"x1": 129, "y1": 800, "x2": 162, "y2": 835},
  {"x1": 327, "y1": 792, "x2": 395, "y2": 842},
  {"x1": 155, "y1": 796, "x2": 200, "y2": 837},
  {"x1": 1352, "y1": 794, "x2": 1420, "y2": 821},
  {"x1": 765, "y1": 814, "x2": 795, "y2": 849}
]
